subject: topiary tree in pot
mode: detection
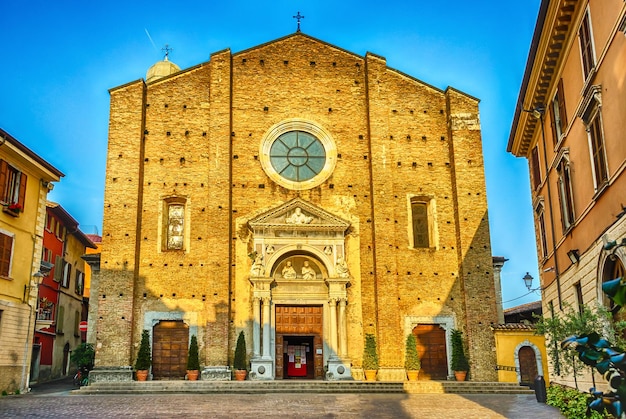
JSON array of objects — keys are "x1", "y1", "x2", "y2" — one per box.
[
  {"x1": 233, "y1": 331, "x2": 247, "y2": 381},
  {"x1": 404, "y1": 334, "x2": 421, "y2": 381},
  {"x1": 135, "y1": 329, "x2": 152, "y2": 381},
  {"x1": 450, "y1": 329, "x2": 469, "y2": 381},
  {"x1": 363, "y1": 333, "x2": 379, "y2": 381},
  {"x1": 187, "y1": 335, "x2": 200, "y2": 381}
]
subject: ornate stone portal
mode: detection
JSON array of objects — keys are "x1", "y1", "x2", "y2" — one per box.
[{"x1": 247, "y1": 198, "x2": 353, "y2": 380}]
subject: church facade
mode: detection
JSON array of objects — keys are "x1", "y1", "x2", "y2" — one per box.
[{"x1": 93, "y1": 32, "x2": 498, "y2": 382}]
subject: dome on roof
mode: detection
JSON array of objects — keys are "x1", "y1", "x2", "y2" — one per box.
[{"x1": 146, "y1": 57, "x2": 180, "y2": 83}]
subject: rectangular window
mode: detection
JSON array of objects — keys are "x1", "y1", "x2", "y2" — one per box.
[
  {"x1": 579, "y1": 9, "x2": 595, "y2": 81},
  {"x1": 411, "y1": 199, "x2": 429, "y2": 248},
  {"x1": 38, "y1": 298, "x2": 55, "y2": 321},
  {"x1": 588, "y1": 113, "x2": 608, "y2": 189},
  {"x1": 74, "y1": 310, "x2": 80, "y2": 337},
  {"x1": 56, "y1": 305, "x2": 64, "y2": 333},
  {"x1": 0, "y1": 232, "x2": 13, "y2": 277},
  {"x1": 75, "y1": 270, "x2": 84, "y2": 295},
  {"x1": 167, "y1": 203, "x2": 185, "y2": 250},
  {"x1": 551, "y1": 79, "x2": 568, "y2": 143},
  {"x1": 53, "y1": 255, "x2": 63, "y2": 282},
  {"x1": 535, "y1": 203, "x2": 548, "y2": 259},
  {"x1": 0, "y1": 160, "x2": 27, "y2": 213},
  {"x1": 531, "y1": 146, "x2": 541, "y2": 190},
  {"x1": 574, "y1": 282, "x2": 584, "y2": 315},
  {"x1": 556, "y1": 159, "x2": 575, "y2": 231},
  {"x1": 61, "y1": 261, "x2": 71, "y2": 288}
]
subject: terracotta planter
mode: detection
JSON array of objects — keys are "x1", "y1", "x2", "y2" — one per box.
[
  {"x1": 136, "y1": 370, "x2": 149, "y2": 381},
  {"x1": 364, "y1": 369, "x2": 377, "y2": 382},
  {"x1": 187, "y1": 370, "x2": 199, "y2": 381},
  {"x1": 454, "y1": 371, "x2": 467, "y2": 382},
  {"x1": 406, "y1": 370, "x2": 420, "y2": 381},
  {"x1": 234, "y1": 370, "x2": 247, "y2": 381}
]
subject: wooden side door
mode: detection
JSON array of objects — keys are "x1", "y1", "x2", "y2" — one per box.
[
  {"x1": 519, "y1": 346, "x2": 538, "y2": 386},
  {"x1": 152, "y1": 320, "x2": 189, "y2": 380},
  {"x1": 413, "y1": 324, "x2": 448, "y2": 380},
  {"x1": 275, "y1": 334, "x2": 284, "y2": 379}
]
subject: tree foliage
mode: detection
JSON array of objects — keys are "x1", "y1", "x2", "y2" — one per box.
[
  {"x1": 404, "y1": 334, "x2": 421, "y2": 371},
  {"x1": 70, "y1": 343, "x2": 94, "y2": 370},
  {"x1": 135, "y1": 329, "x2": 152, "y2": 371},
  {"x1": 234, "y1": 331, "x2": 247, "y2": 371}
]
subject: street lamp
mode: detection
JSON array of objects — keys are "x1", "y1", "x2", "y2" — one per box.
[
  {"x1": 523, "y1": 272, "x2": 535, "y2": 291},
  {"x1": 23, "y1": 272, "x2": 45, "y2": 304}
]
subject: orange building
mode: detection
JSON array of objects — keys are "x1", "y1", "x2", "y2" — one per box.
[{"x1": 508, "y1": 0, "x2": 626, "y2": 387}]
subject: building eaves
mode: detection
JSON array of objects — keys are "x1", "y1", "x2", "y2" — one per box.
[{"x1": 0, "y1": 128, "x2": 64, "y2": 179}]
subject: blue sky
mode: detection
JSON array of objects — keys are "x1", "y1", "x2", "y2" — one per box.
[{"x1": 1, "y1": 0, "x2": 542, "y2": 308}]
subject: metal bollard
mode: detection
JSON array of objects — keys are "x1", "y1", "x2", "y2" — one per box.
[{"x1": 534, "y1": 375, "x2": 547, "y2": 403}]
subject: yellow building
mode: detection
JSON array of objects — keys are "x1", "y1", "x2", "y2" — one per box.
[
  {"x1": 93, "y1": 32, "x2": 499, "y2": 383},
  {"x1": 0, "y1": 128, "x2": 62, "y2": 394}
]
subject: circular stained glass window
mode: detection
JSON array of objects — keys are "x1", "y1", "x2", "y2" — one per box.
[{"x1": 269, "y1": 131, "x2": 326, "y2": 182}]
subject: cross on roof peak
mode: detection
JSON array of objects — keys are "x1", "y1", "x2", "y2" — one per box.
[
  {"x1": 293, "y1": 11, "x2": 304, "y2": 32},
  {"x1": 162, "y1": 44, "x2": 173, "y2": 61}
]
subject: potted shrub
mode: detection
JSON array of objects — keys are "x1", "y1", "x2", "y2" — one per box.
[
  {"x1": 404, "y1": 334, "x2": 421, "y2": 381},
  {"x1": 187, "y1": 335, "x2": 200, "y2": 381},
  {"x1": 450, "y1": 329, "x2": 469, "y2": 381},
  {"x1": 362, "y1": 333, "x2": 379, "y2": 381},
  {"x1": 135, "y1": 329, "x2": 152, "y2": 381},
  {"x1": 233, "y1": 331, "x2": 247, "y2": 381}
]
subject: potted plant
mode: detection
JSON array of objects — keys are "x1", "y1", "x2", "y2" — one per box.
[
  {"x1": 233, "y1": 331, "x2": 247, "y2": 381},
  {"x1": 135, "y1": 329, "x2": 152, "y2": 381},
  {"x1": 362, "y1": 333, "x2": 379, "y2": 381},
  {"x1": 187, "y1": 335, "x2": 200, "y2": 381},
  {"x1": 404, "y1": 334, "x2": 421, "y2": 381},
  {"x1": 450, "y1": 329, "x2": 469, "y2": 381}
]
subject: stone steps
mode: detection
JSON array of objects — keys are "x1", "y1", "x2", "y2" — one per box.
[{"x1": 73, "y1": 380, "x2": 534, "y2": 395}]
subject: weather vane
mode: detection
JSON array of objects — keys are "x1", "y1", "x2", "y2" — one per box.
[
  {"x1": 293, "y1": 11, "x2": 304, "y2": 32},
  {"x1": 162, "y1": 44, "x2": 173, "y2": 60}
]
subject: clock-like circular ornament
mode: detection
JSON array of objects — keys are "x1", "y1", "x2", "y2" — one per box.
[{"x1": 260, "y1": 119, "x2": 337, "y2": 190}]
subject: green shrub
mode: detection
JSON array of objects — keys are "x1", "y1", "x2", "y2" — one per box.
[
  {"x1": 404, "y1": 334, "x2": 420, "y2": 371},
  {"x1": 547, "y1": 385, "x2": 611, "y2": 419},
  {"x1": 233, "y1": 331, "x2": 247, "y2": 371},
  {"x1": 135, "y1": 330, "x2": 152, "y2": 371},
  {"x1": 70, "y1": 343, "x2": 95, "y2": 370},
  {"x1": 363, "y1": 333, "x2": 379, "y2": 370},
  {"x1": 187, "y1": 335, "x2": 200, "y2": 371}
]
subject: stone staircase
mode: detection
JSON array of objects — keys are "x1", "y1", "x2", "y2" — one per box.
[{"x1": 73, "y1": 380, "x2": 533, "y2": 395}]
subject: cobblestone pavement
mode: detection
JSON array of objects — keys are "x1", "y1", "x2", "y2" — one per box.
[{"x1": 0, "y1": 388, "x2": 564, "y2": 418}]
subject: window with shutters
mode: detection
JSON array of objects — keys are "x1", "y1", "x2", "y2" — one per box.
[
  {"x1": 408, "y1": 196, "x2": 436, "y2": 249},
  {"x1": 535, "y1": 200, "x2": 548, "y2": 260},
  {"x1": 0, "y1": 231, "x2": 14, "y2": 278},
  {"x1": 0, "y1": 160, "x2": 27, "y2": 215},
  {"x1": 74, "y1": 310, "x2": 80, "y2": 337},
  {"x1": 578, "y1": 85, "x2": 608, "y2": 193},
  {"x1": 530, "y1": 146, "x2": 541, "y2": 190},
  {"x1": 550, "y1": 79, "x2": 568, "y2": 144},
  {"x1": 61, "y1": 260, "x2": 71, "y2": 288},
  {"x1": 56, "y1": 305, "x2": 64, "y2": 334},
  {"x1": 578, "y1": 8, "x2": 596, "y2": 82},
  {"x1": 75, "y1": 270, "x2": 84, "y2": 295},
  {"x1": 556, "y1": 152, "x2": 575, "y2": 232},
  {"x1": 53, "y1": 255, "x2": 63, "y2": 282}
]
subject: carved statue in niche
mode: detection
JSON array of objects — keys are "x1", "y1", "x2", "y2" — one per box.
[
  {"x1": 167, "y1": 204, "x2": 184, "y2": 250},
  {"x1": 282, "y1": 261, "x2": 297, "y2": 279},
  {"x1": 301, "y1": 261, "x2": 316, "y2": 280},
  {"x1": 285, "y1": 207, "x2": 313, "y2": 224},
  {"x1": 250, "y1": 255, "x2": 265, "y2": 277},
  {"x1": 336, "y1": 257, "x2": 350, "y2": 278},
  {"x1": 323, "y1": 245, "x2": 333, "y2": 255}
]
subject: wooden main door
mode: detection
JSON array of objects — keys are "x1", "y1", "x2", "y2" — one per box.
[
  {"x1": 152, "y1": 320, "x2": 189, "y2": 380},
  {"x1": 413, "y1": 324, "x2": 448, "y2": 380},
  {"x1": 275, "y1": 306, "x2": 324, "y2": 379},
  {"x1": 519, "y1": 346, "x2": 538, "y2": 387}
]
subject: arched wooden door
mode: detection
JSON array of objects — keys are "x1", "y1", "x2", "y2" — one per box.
[
  {"x1": 413, "y1": 324, "x2": 448, "y2": 380},
  {"x1": 152, "y1": 320, "x2": 189, "y2": 380},
  {"x1": 518, "y1": 346, "x2": 538, "y2": 386}
]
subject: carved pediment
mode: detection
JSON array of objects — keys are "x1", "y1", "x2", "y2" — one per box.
[{"x1": 248, "y1": 198, "x2": 350, "y2": 233}]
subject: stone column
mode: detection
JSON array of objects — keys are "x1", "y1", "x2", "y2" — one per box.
[
  {"x1": 262, "y1": 297, "x2": 271, "y2": 359},
  {"x1": 253, "y1": 297, "x2": 261, "y2": 358},
  {"x1": 329, "y1": 298, "x2": 338, "y2": 359},
  {"x1": 338, "y1": 298, "x2": 347, "y2": 358}
]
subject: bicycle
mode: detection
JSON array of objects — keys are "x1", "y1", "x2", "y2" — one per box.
[{"x1": 73, "y1": 367, "x2": 89, "y2": 387}]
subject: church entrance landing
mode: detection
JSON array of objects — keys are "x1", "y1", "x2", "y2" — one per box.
[{"x1": 275, "y1": 306, "x2": 323, "y2": 379}]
